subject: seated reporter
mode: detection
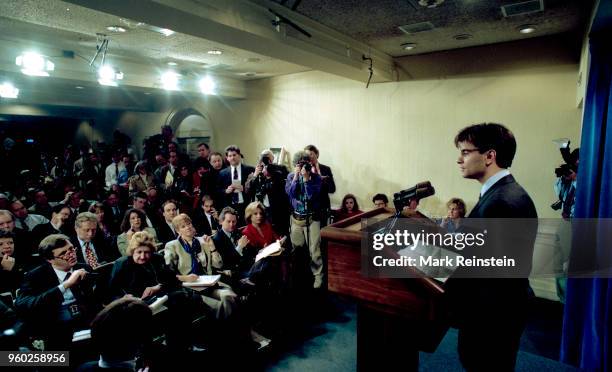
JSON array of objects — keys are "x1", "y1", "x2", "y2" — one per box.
[
  {"x1": 116, "y1": 209, "x2": 158, "y2": 257},
  {"x1": 242, "y1": 202, "x2": 287, "y2": 286},
  {"x1": 15, "y1": 234, "x2": 100, "y2": 349},
  {"x1": 107, "y1": 231, "x2": 202, "y2": 352},
  {"x1": 333, "y1": 193, "x2": 363, "y2": 222},
  {"x1": 0, "y1": 230, "x2": 28, "y2": 296},
  {"x1": 439, "y1": 197, "x2": 466, "y2": 233},
  {"x1": 76, "y1": 297, "x2": 153, "y2": 372},
  {"x1": 165, "y1": 213, "x2": 238, "y2": 320}
]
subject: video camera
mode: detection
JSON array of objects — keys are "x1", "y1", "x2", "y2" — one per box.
[
  {"x1": 553, "y1": 139, "x2": 579, "y2": 178},
  {"x1": 393, "y1": 181, "x2": 435, "y2": 212}
]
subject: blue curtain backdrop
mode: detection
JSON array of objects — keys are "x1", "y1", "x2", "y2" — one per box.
[{"x1": 560, "y1": 33, "x2": 612, "y2": 371}]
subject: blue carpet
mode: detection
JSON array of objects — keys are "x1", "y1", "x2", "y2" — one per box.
[{"x1": 265, "y1": 295, "x2": 579, "y2": 371}]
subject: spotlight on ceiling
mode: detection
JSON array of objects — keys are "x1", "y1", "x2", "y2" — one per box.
[
  {"x1": 199, "y1": 76, "x2": 216, "y2": 95},
  {"x1": 106, "y1": 25, "x2": 127, "y2": 33},
  {"x1": 15, "y1": 52, "x2": 55, "y2": 77},
  {"x1": 161, "y1": 71, "x2": 180, "y2": 90},
  {"x1": 98, "y1": 65, "x2": 123, "y2": 86},
  {"x1": 401, "y1": 43, "x2": 417, "y2": 50},
  {"x1": 207, "y1": 49, "x2": 223, "y2": 55},
  {"x1": 158, "y1": 28, "x2": 175, "y2": 36},
  {"x1": 0, "y1": 82, "x2": 19, "y2": 99},
  {"x1": 518, "y1": 24, "x2": 536, "y2": 34}
]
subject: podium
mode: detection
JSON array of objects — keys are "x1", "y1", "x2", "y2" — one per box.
[{"x1": 322, "y1": 208, "x2": 448, "y2": 371}]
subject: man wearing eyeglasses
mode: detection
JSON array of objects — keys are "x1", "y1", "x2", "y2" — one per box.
[
  {"x1": 445, "y1": 123, "x2": 537, "y2": 372},
  {"x1": 15, "y1": 234, "x2": 100, "y2": 350}
]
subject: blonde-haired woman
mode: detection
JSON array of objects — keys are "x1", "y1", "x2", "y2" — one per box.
[{"x1": 164, "y1": 213, "x2": 237, "y2": 320}]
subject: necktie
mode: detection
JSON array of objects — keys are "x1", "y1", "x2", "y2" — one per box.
[
  {"x1": 115, "y1": 163, "x2": 119, "y2": 179},
  {"x1": 20, "y1": 219, "x2": 29, "y2": 232},
  {"x1": 232, "y1": 167, "x2": 239, "y2": 203},
  {"x1": 84, "y1": 242, "x2": 99, "y2": 269}
]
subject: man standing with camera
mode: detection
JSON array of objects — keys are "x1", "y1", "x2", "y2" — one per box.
[
  {"x1": 246, "y1": 149, "x2": 290, "y2": 235},
  {"x1": 286, "y1": 150, "x2": 324, "y2": 289},
  {"x1": 304, "y1": 145, "x2": 335, "y2": 227},
  {"x1": 552, "y1": 141, "x2": 578, "y2": 303}
]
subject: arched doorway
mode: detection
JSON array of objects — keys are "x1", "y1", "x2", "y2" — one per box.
[{"x1": 165, "y1": 108, "x2": 213, "y2": 160}]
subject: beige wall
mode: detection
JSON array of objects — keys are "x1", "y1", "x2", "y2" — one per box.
[{"x1": 211, "y1": 37, "x2": 582, "y2": 219}]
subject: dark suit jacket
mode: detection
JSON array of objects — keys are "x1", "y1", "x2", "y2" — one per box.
[
  {"x1": 71, "y1": 236, "x2": 119, "y2": 266},
  {"x1": 32, "y1": 222, "x2": 71, "y2": 249},
  {"x1": 192, "y1": 208, "x2": 220, "y2": 236},
  {"x1": 317, "y1": 163, "x2": 336, "y2": 211},
  {"x1": 15, "y1": 262, "x2": 100, "y2": 344},
  {"x1": 156, "y1": 221, "x2": 178, "y2": 245},
  {"x1": 211, "y1": 230, "x2": 243, "y2": 273},
  {"x1": 445, "y1": 174, "x2": 538, "y2": 324},
  {"x1": 217, "y1": 163, "x2": 255, "y2": 208},
  {"x1": 107, "y1": 255, "x2": 180, "y2": 302}
]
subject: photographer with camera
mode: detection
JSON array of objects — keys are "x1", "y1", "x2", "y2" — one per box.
[
  {"x1": 286, "y1": 151, "x2": 324, "y2": 289},
  {"x1": 245, "y1": 150, "x2": 290, "y2": 235},
  {"x1": 552, "y1": 141, "x2": 579, "y2": 219},
  {"x1": 304, "y1": 145, "x2": 335, "y2": 227},
  {"x1": 552, "y1": 140, "x2": 578, "y2": 303}
]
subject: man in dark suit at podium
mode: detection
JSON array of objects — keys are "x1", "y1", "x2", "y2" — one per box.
[{"x1": 446, "y1": 123, "x2": 537, "y2": 372}]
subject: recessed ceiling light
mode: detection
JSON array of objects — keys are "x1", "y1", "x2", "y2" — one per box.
[
  {"x1": 144, "y1": 92, "x2": 151, "y2": 95},
  {"x1": 16, "y1": 52, "x2": 54, "y2": 77},
  {"x1": 167, "y1": 61, "x2": 177, "y2": 66},
  {"x1": 106, "y1": 26, "x2": 127, "y2": 33},
  {"x1": 66, "y1": 8, "x2": 70, "y2": 11},
  {"x1": 75, "y1": 86, "x2": 84, "y2": 90},
  {"x1": 159, "y1": 28, "x2": 175, "y2": 36},
  {"x1": 0, "y1": 82, "x2": 19, "y2": 99},
  {"x1": 401, "y1": 43, "x2": 417, "y2": 50},
  {"x1": 518, "y1": 24, "x2": 536, "y2": 34},
  {"x1": 453, "y1": 33, "x2": 473, "y2": 41},
  {"x1": 161, "y1": 71, "x2": 181, "y2": 90},
  {"x1": 207, "y1": 50, "x2": 223, "y2": 55}
]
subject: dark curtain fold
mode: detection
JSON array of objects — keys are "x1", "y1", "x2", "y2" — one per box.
[{"x1": 560, "y1": 33, "x2": 612, "y2": 371}]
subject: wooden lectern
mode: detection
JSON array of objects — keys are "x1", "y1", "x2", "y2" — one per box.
[{"x1": 322, "y1": 208, "x2": 449, "y2": 371}]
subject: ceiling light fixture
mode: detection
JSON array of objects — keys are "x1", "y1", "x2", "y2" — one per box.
[
  {"x1": 16, "y1": 52, "x2": 55, "y2": 76},
  {"x1": 161, "y1": 71, "x2": 180, "y2": 90},
  {"x1": 159, "y1": 28, "x2": 175, "y2": 36},
  {"x1": 0, "y1": 82, "x2": 19, "y2": 99},
  {"x1": 98, "y1": 65, "x2": 123, "y2": 86},
  {"x1": 199, "y1": 76, "x2": 216, "y2": 95},
  {"x1": 518, "y1": 24, "x2": 536, "y2": 34},
  {"x1": 207, "y1": 49, "x2": 223, "y2": 55},
  {"x1": 106, "y1": 26, "x2": 127, "y2": 33},
  {"x1": 167, "y1": 61, "x2": 177, "y2": 66},
  {"x1": 401, "y1": 43, "x2": 417, "y2": 50},
  {"x1": 75, "y1": 86, "x2": 84, "y2": 90}
]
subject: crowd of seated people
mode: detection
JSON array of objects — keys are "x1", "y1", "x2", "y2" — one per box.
[{"x1": 0, "y1": 126, "x2": 361, "y2": 370}]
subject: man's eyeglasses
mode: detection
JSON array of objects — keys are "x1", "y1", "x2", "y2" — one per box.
[
  {"x1": 54, "y1": 246, "x2": 76, "y2": 260},
  {"x1": 459, "y1": 148, "x2": 481, "y2": 157}
]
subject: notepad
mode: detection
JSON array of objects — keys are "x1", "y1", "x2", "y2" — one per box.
[
  {"x1": 182, "y1": 275, "x2": 221, "y2": 288},
  {"x1": 255, "y1": 241, "x2": 283, "y2": 263},
  {"x1": 72, "y1": 329, "x2": 91, "y2": 342},
  {"x1": 148, "y1": 295, "x2": 168, "y2": 315}
]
